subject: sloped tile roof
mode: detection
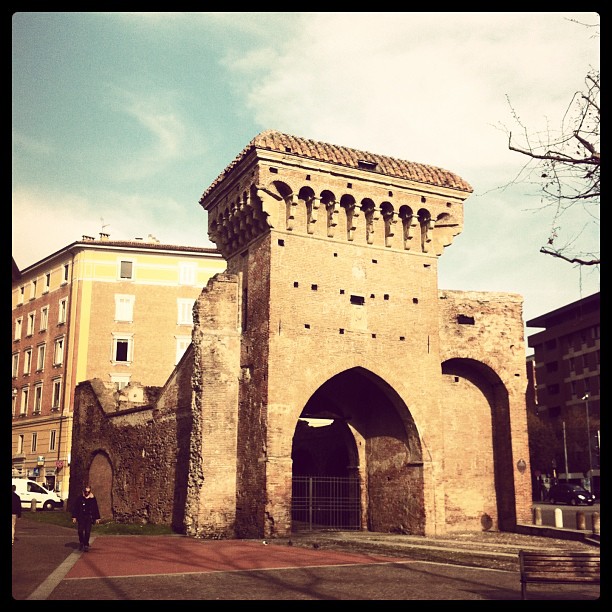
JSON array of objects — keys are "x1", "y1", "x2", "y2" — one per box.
[
  {"x1": 73, "y1": 239, "x2": 219, "y2": 255},
  {"x1": 200, "y1": 130, "x2": 473, "y2": 203},
  {"x1": 19, "y1": 240, "x2": 221, "y2": 275}
]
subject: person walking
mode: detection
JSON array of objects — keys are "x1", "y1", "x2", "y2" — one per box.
[
  {"x1": 12, "y1": 484, "x2": 22, "y2": 546},
  {"x1": 71, "y1": 485, "x2": 101, "y2": 552}
]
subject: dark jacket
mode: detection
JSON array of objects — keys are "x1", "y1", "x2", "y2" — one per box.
[
  {"x1": 72, "y1": 493, "x2": 101, "y2": 523},
  {"x1": 12, "y1": 491, "x2": 22, "y2": 517}
]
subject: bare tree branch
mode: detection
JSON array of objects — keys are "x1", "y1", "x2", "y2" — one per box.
[
  {"x1": 539, "y1": 246, "x2": 599, "y2": 266},
  {"x1": 503, "y1": 67, "x2": 600, "y2": 267}
]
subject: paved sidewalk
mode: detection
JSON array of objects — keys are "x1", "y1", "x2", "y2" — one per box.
[{"x1": 12, "y1": 518, "x2": 600, "y2": 600}]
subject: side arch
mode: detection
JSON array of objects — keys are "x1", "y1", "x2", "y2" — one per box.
[
  {"x1": 88, "y1": 451, "x2": 113, "y2": 521},
  {"x1": 441, "y1": 357, "x2": 516, "y2": 531}
]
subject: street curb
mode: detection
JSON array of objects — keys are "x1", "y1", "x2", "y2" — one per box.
[{"x1": 515, "y1": 523, "x2": 600, "y2": 546}]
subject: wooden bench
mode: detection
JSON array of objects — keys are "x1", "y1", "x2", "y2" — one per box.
[{"x1": 519, "y1": 550, "x2": 600, "y2": 600}]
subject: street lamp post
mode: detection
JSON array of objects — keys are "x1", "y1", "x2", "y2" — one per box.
[
  {"x1": 582, "y1": 392, "x2": 593, "y2": 492},
  {"x1": 562, "y1": 421, "x2": 569, "y2": 482}
]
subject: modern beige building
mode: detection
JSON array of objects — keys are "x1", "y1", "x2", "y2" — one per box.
[{"x1": 11, "y1": 234, "x2": 225, "y2": 500}]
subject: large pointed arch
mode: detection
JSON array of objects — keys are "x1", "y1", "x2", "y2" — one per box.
[{"x1": 291, "y1": 366, "x2": 425, "y2": 534}]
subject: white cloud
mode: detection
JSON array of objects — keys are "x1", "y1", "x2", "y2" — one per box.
[
  {"x1": 221, "y1": 12, "x2": 598, "y2": 178},
  {"x1": 12, "y1": 186, "x2": 213, "y2": 270}
]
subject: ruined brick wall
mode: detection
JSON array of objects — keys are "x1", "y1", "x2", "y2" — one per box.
[
  {"x1": 187, "y1": 273, "x2": 242, "y2": 538},
  {"x1": 70, "y1": 377, "x2": 191, "y2": 531},
  {"x1": 227, "y1": 239, "x2": 272, "y2": 538}
]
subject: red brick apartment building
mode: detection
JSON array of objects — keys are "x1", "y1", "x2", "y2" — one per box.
[
  {"x1": 527, "y1": 292, "x2": 600, "y2": 495},
  {"x1": 12, "y1": 235, "x2": 226, "y2": 500}
]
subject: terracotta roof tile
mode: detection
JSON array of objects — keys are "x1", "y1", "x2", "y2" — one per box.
[{"x1": 200, "y1": 130, "x2": 473, "y2": 203}]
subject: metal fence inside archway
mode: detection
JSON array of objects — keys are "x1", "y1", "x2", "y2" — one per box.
[{"x1": 291, "y1": 476, "x2": 361, "y2": 531}]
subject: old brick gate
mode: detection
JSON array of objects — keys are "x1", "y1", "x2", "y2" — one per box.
[{"x1": 70, "y1": 130, "x2": 533, "y2": 539}]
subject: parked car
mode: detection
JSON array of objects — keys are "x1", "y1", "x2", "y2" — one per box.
[
  {"x1": 548, "y1": 483, "x2": 596, "y2": 506},
  {"x1": 12, "y1": 478, "x2": 63, "y2": 511}
]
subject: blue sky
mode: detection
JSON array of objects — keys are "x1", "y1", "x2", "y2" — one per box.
[{"x1": 12, "y1": 12, "x2": 599, "y2": 329}]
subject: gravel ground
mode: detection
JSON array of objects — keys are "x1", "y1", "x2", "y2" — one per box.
[{"x1": 269, "y1": 529, "x2": 599, "y2": 572}]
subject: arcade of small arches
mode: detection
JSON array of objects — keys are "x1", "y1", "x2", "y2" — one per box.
[{"x1": 207, "y1": 179, "x2": 462, "y2": 259}]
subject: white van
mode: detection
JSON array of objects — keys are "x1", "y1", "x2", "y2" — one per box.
[{"x1": 12, "y1": 478, "x2": 63, "y2": 511}]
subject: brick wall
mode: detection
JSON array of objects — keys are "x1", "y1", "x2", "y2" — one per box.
[
  {"x1": 70, "y1": 377, "x2": 186, "y2": 530},
  {"x1": 187, "y1": 273, "x2": 242, "y2": 538},
  {"x1": 70, "y1": 258, "x2": 531, "y2": 538},
  {"x1": 438, "y1": 290, "x2": 531, "y2": 529},
  {"x1": 69, "y1": 135, "x2": 532, "y2": 539}
]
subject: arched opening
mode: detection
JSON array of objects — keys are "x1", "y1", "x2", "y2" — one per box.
[
  {"x1": 291, "y1": 418, "x2": 359, "y2": 531},
  {"x1": 441, "y1": 358, "x2": 516, "y2": 531},
  {"x1": 291, "y1": 367, "x2": 424, "y2": 534},
  {"x1": 88, "y1": 451, "x2": 113, "y2": 520}
]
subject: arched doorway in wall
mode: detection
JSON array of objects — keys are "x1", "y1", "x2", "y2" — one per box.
[
  {"x1": 291, "y1": 367, "x2": 424, "y2": 534},
  {"x1": 441, "y1": 358, "x2": 515, "y2": 532},
  {"x1": 88, "y1": 452, "x2": 113, "y2": 521},
  {"x1": 291, "y1": 418, "x2": 359, "y2": 530}
]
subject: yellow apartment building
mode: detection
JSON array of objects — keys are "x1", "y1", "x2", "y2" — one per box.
[{"x1": 12, "y1": 233, "x2": 225, "y2": 501}]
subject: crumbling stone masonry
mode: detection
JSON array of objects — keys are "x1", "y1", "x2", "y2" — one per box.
[{"x1": 71, "y1": 130, "x2": 532, "y2": 538}]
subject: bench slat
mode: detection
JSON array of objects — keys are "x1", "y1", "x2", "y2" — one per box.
[
  {"x1": 522, "y1": 562, "x2": 600, "y2": 571},
  {"x1": 522, "y1": 574, "x2": 600, "y2": 581},
  {"x1": 523, "y1": 563, "x2": 600, "y2": 571}
]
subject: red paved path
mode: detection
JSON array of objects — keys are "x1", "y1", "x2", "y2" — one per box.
[{"x1": 65, "y1": 536, "x2": 412, "y2": 579}]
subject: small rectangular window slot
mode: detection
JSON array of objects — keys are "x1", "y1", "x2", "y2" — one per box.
[
  {"x1": 339, "y1": 289, "x2": 345, "y2": 295},
  {"x1": 306, "y1": 174, "x2": 311, "y2": 180},
  {"x1": 339, "y1": 328, "x2": 345, "y2": 334},
  {"x1": 457, "y1": 315, "x2": 475, "y2": 325},
  {"x1": 371, "y1": 333, "x2": 377, "y2": 339},
  {"x1": 384, "y1": 294, "x2": 389, "y2": 301},
  {"x1": 388, "y1": 191, "x2": 393, "y2": 197},
  {"x1": 284, "y1": 147, "x2": 292, "y2": 153},
  {"x1": 347, "y1": 183, "x2": 352, "y2": 188},
  {"x1": 293, "y1": 282, "x2": 299, "y2": 288},
  {"x1": 372, "y1": 259, "x2": 377, "y2": 264},
  {"x1": 399, "y1": 336, "x2": 405, "y2": 341},
  {"x1": 412, "y1": 297, "x2": 418, "y2": 304},
  {"x1": 278, "y1": 239, "x2": 285, "y2": 246},
  {"x1": 370, "y1": 294, "x2": 375, "y2": 299},
  {"x1": 350, "y1": 295, "x2": 365, "y2": 306},
  {"x1": 304, "y1": 324, "x2": 310, "y2": 329},
  {"x1": 269, "y1": 167, "x2": 278, "y2": 173},
  {"x1": 423, "y1": 264, "x2": 431, "y2": 268},
  {"x1": 454, "y1": 377, "x2": 460, "y2": 382},
  {"x1": 333, "y1": 253, "x2": 338, "y2": 257},
  {"x1": 311, "y1": 284, "x2": 318, "y2": 291}
]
